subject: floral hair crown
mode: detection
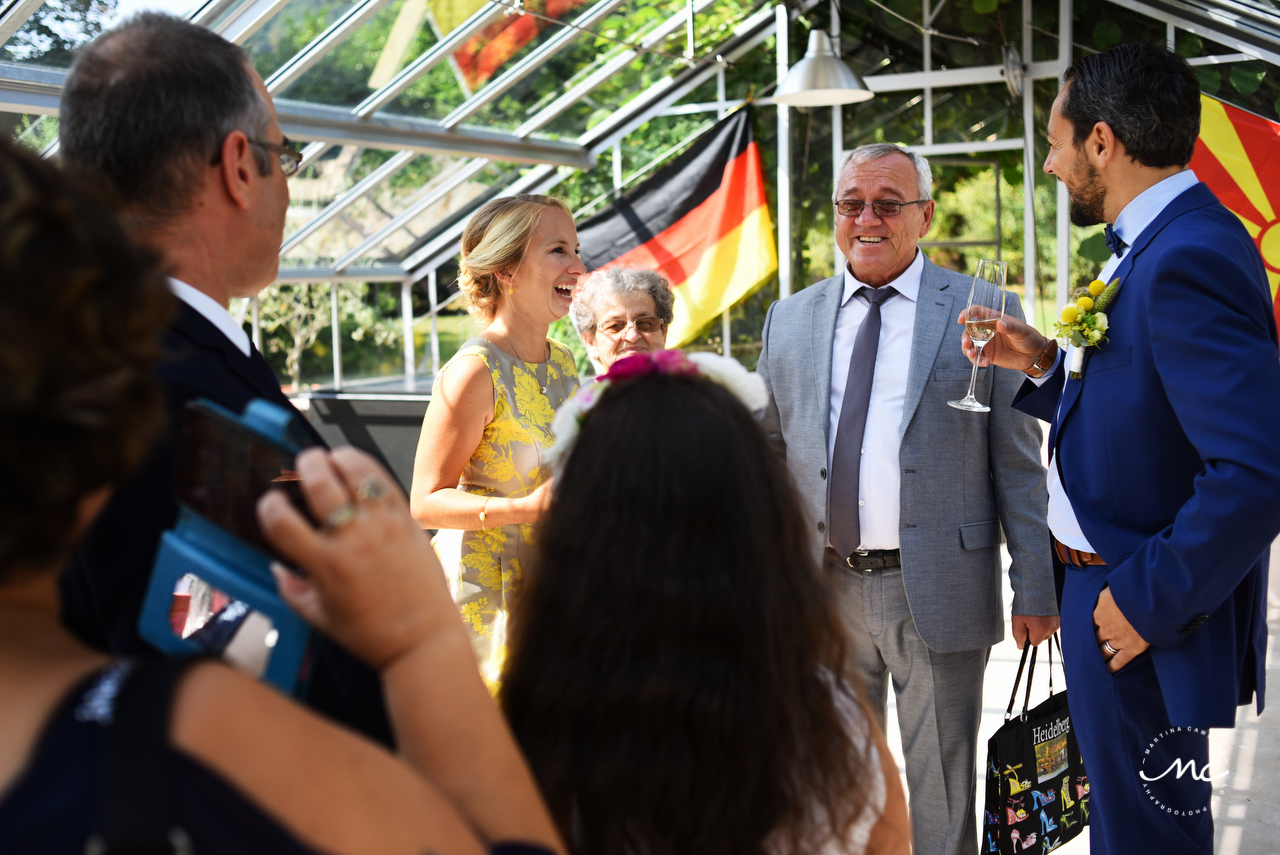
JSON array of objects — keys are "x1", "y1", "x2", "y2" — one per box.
[{"x1": 546, "y1": 349, "x2": 769, "y2": 468}]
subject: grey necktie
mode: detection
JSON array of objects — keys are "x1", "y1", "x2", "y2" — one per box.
[{"x1": 829, "y1": 286, "x2": 897, "y2": 558}]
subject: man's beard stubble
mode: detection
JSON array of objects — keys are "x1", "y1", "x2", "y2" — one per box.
[{"x1": 1067, "y1": 152, "x2": 1106, "y2": 227}]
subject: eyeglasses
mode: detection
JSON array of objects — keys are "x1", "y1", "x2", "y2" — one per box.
[
  {"x1": 597, "y1": 316, "x2": 665, "y2": 336},
  {"x1": 250, "y1": 137, "x2": 303, "y2": 177},
  {"x1": 833, "y1": 198, "x2": 927, "y2": 218}
]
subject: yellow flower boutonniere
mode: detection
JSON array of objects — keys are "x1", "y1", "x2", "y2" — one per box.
[{"x1": 1054, "y1": 277, "x2": 1121, "y2": 378}]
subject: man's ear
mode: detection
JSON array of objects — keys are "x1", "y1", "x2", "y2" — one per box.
[
  {"x1": 917, "y1": 199, "x2": 936, "y2": 238},
  {"x1": 217, "y1": 130, "x2": 256, "y2": 211},
  {"x1": 1088, "y1": 121, "x2": 1119, "y2": 168}
]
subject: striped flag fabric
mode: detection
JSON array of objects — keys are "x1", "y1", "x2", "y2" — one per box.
[
  {"x1": 1189, "y1": 93, "x2": 1280, "y2": 327},
  {"x1": 576, "y1": 107, "x2": 778, "y2": 347}
]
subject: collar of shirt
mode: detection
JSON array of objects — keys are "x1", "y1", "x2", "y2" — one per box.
[
  {"x1": 169, "y1": 278, "x2": 251, "y2": 357},
  {"x1": 1110, "y1": 169, "x2": 1199, "y2": 253},
  {"x1": 841, "y1": 249, "x2": 924, "y2": 307}
]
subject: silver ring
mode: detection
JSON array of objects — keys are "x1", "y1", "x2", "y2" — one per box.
[
  {"x1": 323, "y1": 502, "x2": 356, "y2": 530},
  {"x1": 1102, "y1": 640, "x2": 1120, "y2": 656},
  {"x1": 355, "y1": 477, "x2": 389, "y2": 503}
]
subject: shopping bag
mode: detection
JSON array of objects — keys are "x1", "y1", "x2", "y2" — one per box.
[{"x1": 982, "y1": 634, "x2": 1089, "y2": 853}]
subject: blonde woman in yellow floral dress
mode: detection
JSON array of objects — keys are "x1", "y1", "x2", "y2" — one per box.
[{"x1": 410, "y1": 194, "x2": 583, "y2": 687}]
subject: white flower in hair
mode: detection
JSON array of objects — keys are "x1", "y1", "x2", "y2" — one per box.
[
  {"x1": 546, "y1": 379, "x2": 610, "y2": 468},
  {"x1": 686, "y1": 351, "x2": 769, "y2": 413}
]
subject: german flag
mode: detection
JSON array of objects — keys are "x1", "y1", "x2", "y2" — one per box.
[
  {"x1": 577, "y1": 107, "x2": 778, "y2": 347},
  {"x1": 1190, "y1": 93, "x2": 1280, "y2": 327}
]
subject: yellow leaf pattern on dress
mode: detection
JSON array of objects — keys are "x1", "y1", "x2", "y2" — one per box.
[{"x1": 429, "y1": 338, "x2": 579, "y2": 689}]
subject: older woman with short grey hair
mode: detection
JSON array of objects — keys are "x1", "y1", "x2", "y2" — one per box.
[{"x1": 570, "y1": 267, "x2": 674, "y2": 371}]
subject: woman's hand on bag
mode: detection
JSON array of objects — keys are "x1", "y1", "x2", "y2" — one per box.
[{"x1": 258, "y1": 446, "x2": 462, "y2": 671}]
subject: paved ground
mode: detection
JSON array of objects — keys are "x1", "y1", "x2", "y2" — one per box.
[{"x1": 881, "y1": 541, "x2": 1280, "y2": 854}]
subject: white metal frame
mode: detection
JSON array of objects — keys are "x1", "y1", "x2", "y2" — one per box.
[{"x1": 4, "y1": 0, "x2": 1277, "y2": 393}]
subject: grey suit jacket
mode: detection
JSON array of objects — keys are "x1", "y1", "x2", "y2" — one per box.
[{"x1": 757, "y1": 257, "x2": 1056, "y2": 653}]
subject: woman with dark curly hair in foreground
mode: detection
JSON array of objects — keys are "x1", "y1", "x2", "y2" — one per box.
[
  {"x1": 0, "y1": 139, "x2": 562, "y2": 855},
  {"x1": 501, "y1": 351, "x2": 910, "y2": 855}
]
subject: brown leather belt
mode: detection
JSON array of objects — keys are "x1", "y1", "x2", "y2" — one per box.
[{"x1": 1052, "y1": 537, "x2": 1106, "y2": 567}]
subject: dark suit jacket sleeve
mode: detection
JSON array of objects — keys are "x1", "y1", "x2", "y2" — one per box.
[
  {"x1": 755, "y1": 299, "x2": 787, "y2": 460},
  {"x1": 988, "y1": 292, "x2": 1056, "y2": 617},
  {"x1": 1107, "y1": 234, "x2": 1280, "y2": 649},
  {"x1": 1012, "y1": 360, "x2": 1065, "y2": 422}
]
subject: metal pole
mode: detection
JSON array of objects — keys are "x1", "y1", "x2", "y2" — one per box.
[
  {"x1": 1021, "y1": 0, "x2": 1037, "y2": 327},
  {"x1": 1056, "y1": 0, "x2": 1071, "y2": 309},
  {"x1": 330, "y1": 282, "x2": 343, "y2": 391},
  {"x1": 775, "y1": 3, "x2": 792, "y2": 299},
  {"x1": 995, "y1": 159, "x2": 1002, "y2": 264},
  {"x1": 686, "y1": 0, "x2": 695, "y2": 60},
  {"x1": 831, "y1": 0, "x2": 844, "y2": 276},
  {"x1": 612, "y1": 141, "x2": 624, "y2": 192},
  {"x1": 429, "y1": 269, "x2": 441, "y2": 378},
  {"x1": 250, "y1": 295, "x2": 262, "y2": 352},
  {"x1": 401, "y1": 278, "x2": 416, "y2": 390},
  {"x1": 717, "y1": 64, "x2": 732, "y2": 357},
  {"x1": 923, "y1": 0, "x2": 933, "y2": 147}
]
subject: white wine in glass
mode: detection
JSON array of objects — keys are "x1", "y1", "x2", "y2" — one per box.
[{"x1": 949, "y1": 259, "x2": 1008, "y2": 413}]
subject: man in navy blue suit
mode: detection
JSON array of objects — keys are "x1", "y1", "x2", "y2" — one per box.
[
  {"x1": 58, "y1": 14, "x2": 392, "y2": 745},
  {"x1": 969, "y1": 42, "x2": 1280, "y2": 851}
]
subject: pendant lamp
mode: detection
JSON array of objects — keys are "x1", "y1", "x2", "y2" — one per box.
[{"x1": 773, "y1": 29, "x2": 873, "y2": 107}]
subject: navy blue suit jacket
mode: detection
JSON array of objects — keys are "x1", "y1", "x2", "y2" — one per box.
[
  {"x1": 1014, "y1": 182, "x2": 1280, "y2": 728},
  {"x1": 61, "y1": 301, "x2": 394, "y2": 746}
]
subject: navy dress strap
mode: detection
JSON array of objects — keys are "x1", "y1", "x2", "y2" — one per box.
[{"x1": 87, "y1": 657, "x2": 197, "y2": 855}]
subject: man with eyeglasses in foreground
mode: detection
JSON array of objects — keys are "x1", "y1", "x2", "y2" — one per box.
[
  {"x1": 57, "y1": 13, "x2": 393, "y2": 745},
  {"x1": 756, "y1": 143, "x2": 1056, "y2": 855}
]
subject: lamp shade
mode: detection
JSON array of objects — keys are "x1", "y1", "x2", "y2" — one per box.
[{"x1": 773, "y1": 29, "x2": 873, "y2": 106}]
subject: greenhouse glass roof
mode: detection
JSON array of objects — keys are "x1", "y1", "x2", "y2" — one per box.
[{"x1": 4, "y1": 0, "x2": 1280, "y2": 389}]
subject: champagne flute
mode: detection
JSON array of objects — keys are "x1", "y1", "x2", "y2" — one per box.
[{"x1": 949, "y1": 259, "x2": 1007, "y2": 413}]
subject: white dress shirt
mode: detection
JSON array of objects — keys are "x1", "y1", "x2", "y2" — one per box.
[
  {"x1": 169, "y1": 277, "x2": 251, "y2": 357},
  {"x1": 1041, "y1": 169, "x2": 1200, "y2": 552},
  {"x1": 827, "y1": 250, "x2": 925, "y2": 551}
]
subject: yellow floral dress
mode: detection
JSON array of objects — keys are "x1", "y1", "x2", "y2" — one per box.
[{"x1": 432, "y1": 337, "x2": 579, "y2": 687}]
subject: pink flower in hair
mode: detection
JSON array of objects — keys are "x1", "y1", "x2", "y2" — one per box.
[{"x1": 602, "y1": 349, "x2": 698, "y2": 382}]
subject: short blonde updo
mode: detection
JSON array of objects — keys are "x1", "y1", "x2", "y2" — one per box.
[{"x1": 459, "y1": 194, "x2": 574, "y2": 324}]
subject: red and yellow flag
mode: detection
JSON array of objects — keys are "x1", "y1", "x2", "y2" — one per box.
[
  {"x1": 430, "y1": 0, "x2": 589, "y2": 91},
  {"x1": 576, "y1": 108, "x2": 778, "y2": 347},
  {"x1": 1190, "y1": 94, "x2": 1280, "y2": 327}
]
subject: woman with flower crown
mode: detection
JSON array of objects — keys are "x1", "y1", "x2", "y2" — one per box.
[
  {"x1": 500, "y1": 350, "x2": 910, "y2": 855},
  {"x1": 410, "y1": 194, "x2": 583, "y2": 688}
]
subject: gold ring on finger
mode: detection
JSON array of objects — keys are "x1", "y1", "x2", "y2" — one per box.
[
  {"x1": 324, "y1": 502, "x2": 356, "y2": 530},
  {"x1": 355, "y1": 477, "x2": 389, "y2": 503}
]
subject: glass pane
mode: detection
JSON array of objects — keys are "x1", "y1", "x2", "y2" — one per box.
[
  {"x1": 4, "y1": 112, "x2": 58, "y2": 148},
  {"x1": 1071, "y1": 0, "x2": 1165, "y2": 62},
  {"x1": 924, "y1": 0, "x2": 1009, "y2": 70},
  {"x1": 932, "y1": 82, "x2": 1023, "y2": 147},
  {"x1": 464, "y1": 0, "x2": 686, "y2": 132},
  {"x1": 381, "y1": 0, "x2": 620, "y2": 120},
  {"x1": 839, "y1": 0, "x2": 925, "y2": 76},
  {"x1": 1178, "y1": 30, "x2": 1280, "y2": 122},
  {"x1": 244, "y1": 0, "x2": 363, "y2": 82},
  {"x1": 843, "y1": 90, "x2": 926, "y2": 150},
  {"x1": 2, "y1": 0, "x2": 199, "y2": 69},
  {"x1": 269, "y1": 0, "x2": 442, "y2": 107},
  {"x1": 1030, "y1": 0, "x2": 1059, "y2": 64}
]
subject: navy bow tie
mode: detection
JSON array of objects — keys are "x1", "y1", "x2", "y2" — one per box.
[{"x1": 1104, "y1": 222, "x2": 1126, "y2": 258}]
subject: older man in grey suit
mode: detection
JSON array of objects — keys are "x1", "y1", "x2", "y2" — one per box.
[{"x1": 757, "y1": 143, "x2": 1058, "y2": 855}]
